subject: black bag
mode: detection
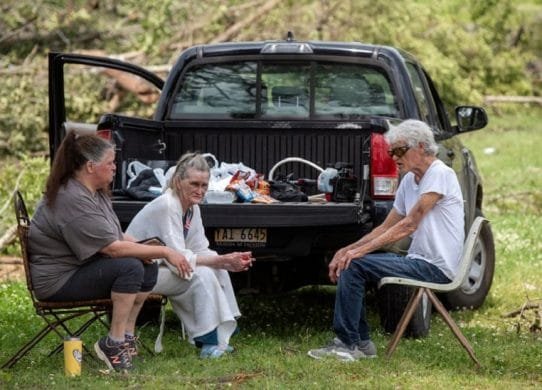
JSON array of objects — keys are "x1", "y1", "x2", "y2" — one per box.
[
  {"x1": 270, "y1": 181, "x2": 308, "y2": 202},
  {"x1": 125, "y1": 169, "x2": 161, "y2": 200}
]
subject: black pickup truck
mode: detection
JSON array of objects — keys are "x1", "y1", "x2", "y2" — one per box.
[{"x1": 48, "y1": 36, "x2": 495, "y2": 336}]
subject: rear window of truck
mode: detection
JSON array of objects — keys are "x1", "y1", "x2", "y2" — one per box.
[{"x1": 169, "y1": 61, "x2": 399, "y2": 120}]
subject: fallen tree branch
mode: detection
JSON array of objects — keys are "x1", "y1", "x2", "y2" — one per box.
[
  {"x1": 231, "y1": 0, "x2": 269, "y2": 12},
  {"x1": 100, "y1": 68, "x2": 160, "y2": 104},
  {"x1": 503, "y1": 298, "x2": 542, "y2": 334},
  {"x1": 0, "y1": 15, "x2": 38, "y2": 43},
  {"x1": 502, "y1": 302, "x2": 541, "y2": 318},
  {"x1": 484, "y1": 95, "x2": 542, "y2": 105},
  {"x1": 209, "y1": 0, "x2": 283, "y2": 44},
  {"x1": 0, "y1": 225, "x2": 17, "y2": 250},
  {"x1": 0, "y1": 29, "x2": 102, "y2": 52},
  {"x1": 0, "y1": 256, "x2": 22, "y2": 265},
  {"x1": 0, "y1": 66, "x2": 38, "y2": 75},
  {"x1": 167, "y1": 0, "x2": 267, "y2": 51},
  {"x1": 0, "y1": 168, "x2": 25, "y2": 216}
]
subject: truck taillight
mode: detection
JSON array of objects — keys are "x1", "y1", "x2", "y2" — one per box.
[
  {"x1": 96, "y1": 129, "x2": 112, "y2": 141},
  {"x1": 370, "y1": 133, "x2": 398, "y2": 199}
]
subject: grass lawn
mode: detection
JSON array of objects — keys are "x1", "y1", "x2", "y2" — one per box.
[{"x1": 0, "y1": 108, "x2": 541, "y2": 389}]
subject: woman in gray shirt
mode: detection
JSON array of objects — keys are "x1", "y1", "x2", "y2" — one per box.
[{"x1": 29, "y1": 132, "x2": 191, "y2": 372}]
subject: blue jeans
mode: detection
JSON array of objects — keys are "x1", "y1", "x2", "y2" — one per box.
[{"x1": 333, "y1": 253, "x2": 450, "y2": 346}]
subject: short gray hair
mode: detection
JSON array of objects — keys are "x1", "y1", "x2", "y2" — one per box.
[
  {"x1": 169, "y1": 152, "x2": 210, "y2": 189},
  {"x1": 385, "y1": 119, "x2": 439, "y2": 156}
]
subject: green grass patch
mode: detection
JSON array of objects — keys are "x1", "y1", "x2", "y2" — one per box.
[
  {"x1": 1, "y1": 108, "x2": 541, "y2": 388},
  {"x1": 0, "y1": 285, "x2": 541, "y2": 388},
  {"x1": 459, "y1": 107, "x2": 542, "y2": 313}
]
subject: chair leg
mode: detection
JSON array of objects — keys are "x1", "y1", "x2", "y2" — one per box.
[
  {"x1": 41, "y1": 311, "x2": 87, "y2": 341},
  {"x1": 48, "y1": 311, "x2": 109, "y2": 357},
  {"x1": 385, "y1": 287, "x2": 425, "y2": 359},
  {"x1": 138, "y1": 338, "x2": 156, "y2": 356},
  {"x1": 43, "y1": 311, "x2": 92, "y2": 355},
  {"x1": 426, "y1": 290, "x2": 481, "y2": 368}
]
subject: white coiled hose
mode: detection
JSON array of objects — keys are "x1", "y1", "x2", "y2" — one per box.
[{"x1": 268, "y1": 157, "x2": 324, "y2": 181}]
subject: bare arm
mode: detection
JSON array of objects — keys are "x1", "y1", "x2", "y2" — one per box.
[
  {"x1": 100, "y1": 240, "x2": 193, "y2": 278},
  {"x1": 341, "y1": 209, "x2": 405, "y2": 253},
  {"x1": 329, "y1": 192, "x2": 442, "y2": 282}
]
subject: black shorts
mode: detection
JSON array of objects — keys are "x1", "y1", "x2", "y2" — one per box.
[{"x1": 48, "y1": 257, "x2": 158, "y2": 301}]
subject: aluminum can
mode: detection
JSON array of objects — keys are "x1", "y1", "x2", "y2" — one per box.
[{"x1": 64, "y1": 337, "x2": 82, "y2": 376}]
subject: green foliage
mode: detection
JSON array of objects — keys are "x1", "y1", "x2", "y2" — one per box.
[
  {"x1": 0, "y1": 69, "x2": 49, "y2": 156},
  {"x1": 460, "y1": 107, "x2": 542, "y2": 216},
  {"x1": 458, "y1": 107, "x2": 542, "y2": 349},
  {"x1": 0, "y1": 157, "x2": 49, "y2": 255},
  {"x1": 0, "y1": 0, "x2": 540, "y2": 156},
  {"x1": 125, "y1": 0, "x2": 193, "y2": 59}
]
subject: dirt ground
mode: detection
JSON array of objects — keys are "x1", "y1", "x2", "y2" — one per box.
[{"x1": 0, "y1": 256, "x2": 24, "y2": 282}]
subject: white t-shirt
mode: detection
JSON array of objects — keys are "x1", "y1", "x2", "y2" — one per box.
[{"x1": 393, "y1": 159, "x2": 464, "y2": 279}]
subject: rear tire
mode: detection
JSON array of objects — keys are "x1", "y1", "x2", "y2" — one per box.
[
  {"x1": 443, "y1": 209, "x2": 495, "y2": 309},
  {"x1": 378, "y1": 285, "x2": 432, "y2": 338}
]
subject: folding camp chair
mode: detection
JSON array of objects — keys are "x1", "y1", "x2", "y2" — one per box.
[
  {"x1": 1, "y1": 191, "x2": 164, "y2": 369},
  {"x1": 378, "y1": 216, "x2": 488, "y2": 368}
]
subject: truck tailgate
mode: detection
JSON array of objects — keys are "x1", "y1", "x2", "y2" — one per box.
[{"x1": 113, "y1": 199, "x2": 365, "y2": 227}]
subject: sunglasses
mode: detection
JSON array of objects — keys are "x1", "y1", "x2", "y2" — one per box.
[{"x1": 388, "y1": 145, "x2": 410, "y2": 158}]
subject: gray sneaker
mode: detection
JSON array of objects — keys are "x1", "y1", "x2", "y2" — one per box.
[
  {"x1": 358, "y1": 340, "x2": 377, "y2": 358},
  {"x1": 94, "y1": 336, "x2": 133, "y2": 372},
  {"x1": 308, "y1": 337, "x2": 377, "y2": 362}
]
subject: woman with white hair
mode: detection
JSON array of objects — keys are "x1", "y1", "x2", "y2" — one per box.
[{"x1": 127, "y1": 152, "x2": 253, "y2": 358}]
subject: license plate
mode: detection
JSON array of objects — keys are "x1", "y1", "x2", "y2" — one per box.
[{"x1": 214, "y1": 228, "x2": 267, "y2": 247}]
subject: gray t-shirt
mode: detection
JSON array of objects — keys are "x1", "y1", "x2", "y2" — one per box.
[{"x1": 29, "y1": 179, "x2": 123, "y2": 299}]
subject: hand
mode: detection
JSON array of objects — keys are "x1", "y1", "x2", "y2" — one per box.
[
  {"x1": 140, "y1": 257, "x2": 155, "y2": 265},
  {"x1": 222, "y1": 251, "x2": 254, "y2": 272},
  {"x1": 328, "y1": 248, "x2": 346, "y2": 283},
  {"x1": 165, "y1": 249, "x2": 193, "y2": 279},
  {"x1": 328, "y1": 248, "x2": 362, "y2": 283},
  {"x1": 343, "y1": 249, "x2": 359, "y2": 271}
]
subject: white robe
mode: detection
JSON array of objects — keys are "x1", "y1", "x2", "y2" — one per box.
[{"x1": 126, "y1": 189, "x2": 240, "y2": 347}]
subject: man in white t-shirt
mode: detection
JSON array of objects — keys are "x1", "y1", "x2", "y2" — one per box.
[{"x1": 308, "y1": 119, "x2": 464, "y2": 361}]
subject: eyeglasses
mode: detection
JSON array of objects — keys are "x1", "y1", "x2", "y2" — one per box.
[{"x1": 388, "y1": 145, "x2": 410, "y2": 158}]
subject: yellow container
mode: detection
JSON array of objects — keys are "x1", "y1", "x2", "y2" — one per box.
[{"x1": 64, "y1": 337, "x2": 82, "y2": 376}]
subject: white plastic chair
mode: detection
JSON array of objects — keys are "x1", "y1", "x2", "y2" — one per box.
[{"x1": 378, "y1": 216, "x2": 488, "y2": 368}]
